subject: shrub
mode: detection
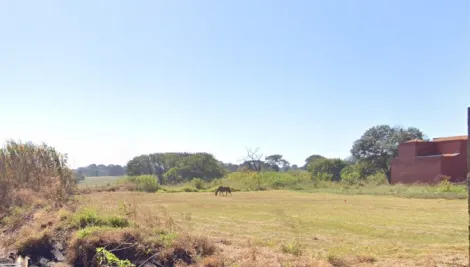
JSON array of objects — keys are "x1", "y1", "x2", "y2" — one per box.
[
  {"x1": 124, "y1": 175, "x2": 160, "y2": 192},
  {"x1": 221, "y1": 171, "x2": 311, "y2": 191},
  {"x1": 96, "y1": 247, "x2": 135, "y2": 267},
  {"x1": 312, "y1": 172, "x2": 334, "y2": 183},
  {"x1": 182, "y1": 186, "x2": 198, "y2": 192},
  {"x1": 307, "y1": 158, "x2": 348, "y2": 182},
  {"x1": 365, "y1": 172, "x2": 388, "y2": 185},
  {"x1": 190, "y1": 178, "x2": 206, "y2": 190},
  {"x1": 340, "y1": 165, "x2": 363, "y2": 184},
  {"x1": 281, "y1": 241, "x2": 302, "y2": 256},
  {"x1": 0, "y1": 140, "x2": 75, "y2": 214}
]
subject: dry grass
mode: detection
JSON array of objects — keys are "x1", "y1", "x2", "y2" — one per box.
[
  {"x1": 77, "y1": 190, "x2": 468, "y2": 266},
  {"x1": 67, "y1": 227, "x2": 218, "y2": 267},
  {"x1": 0, "y1": 140, "x2": 75, "y2": 215},
  {"x1": 77, "y1": 176, "x2": 123, "y2": 187}
]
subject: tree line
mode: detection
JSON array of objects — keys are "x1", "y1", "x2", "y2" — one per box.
[
  {"x1": 75, "y1": 164, "x2": 126, "y2": 177},
  {"x1": 77, "y1": 124, "x2": 425, "y2": 185}
]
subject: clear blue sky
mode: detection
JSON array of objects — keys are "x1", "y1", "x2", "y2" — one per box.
[{"x1": 1, "y1": 0, "x2": 469, "y2": 168}]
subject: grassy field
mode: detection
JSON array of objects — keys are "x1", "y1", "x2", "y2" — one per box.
[
  {"x1": 77, "y1": 176, "x2": 123, "y2": 186},
  {"x1": 77, "y1": 190, "x2": 467, "y2": 266}
]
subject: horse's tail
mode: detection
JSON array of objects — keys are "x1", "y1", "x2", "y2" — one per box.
[{"x1": 215, "y1": 189, "x2": 218, "y2": 196}]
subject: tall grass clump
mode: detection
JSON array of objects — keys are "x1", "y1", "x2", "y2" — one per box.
[
  {"x1": 221, "y1": 171, "x2": 311, "y2": 191},
  {"x1": 123, "y1": 175, "x2": 160, "y2": 192},
  {"x1": 0, "y1": 139, "x2": 75, "y2": 214}
]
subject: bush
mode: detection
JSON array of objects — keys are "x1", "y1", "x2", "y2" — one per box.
[
  {"x1": 365, "y1": 172, "x2": 388, "y2": 185},
  {"x1": 307, "y1": 158, "x2": 348, "y2": 182},
  {"x1": 221, "y1": 171, "x2": 311, "y2": 191},
  {"x1": 124, "y1": 175, "x2": 160, "y2": 192},
  {"x1": 340, "y1": 165, "x2": 362, "y2": 184},
  {"x1": 190, "y1": 178, "x2": 206, "y2": 190},
  {"x1": 182, "y1": 186, "x2": 198, "y2": 192},
  {"x1": 0, "y1": 140, "x2": 75, "y2": 214},
  {"x1": 74, "y1": 172, "x2": 86, "y2": 182}
]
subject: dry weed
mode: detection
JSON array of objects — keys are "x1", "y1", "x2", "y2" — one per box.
[
  {"x1": 0, "y1": 140, "x2": 75, "y2": 216},
  {"x1": 199, "y1": 255, "x2": 224, "y2": 267}
]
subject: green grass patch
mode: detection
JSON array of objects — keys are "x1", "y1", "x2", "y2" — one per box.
[
  {"x1": 70, "y1": 208, "x2": 130, "y2": 229},
  {"x1": 77, "y1": 190, "x2": 466, "y2": 263}
]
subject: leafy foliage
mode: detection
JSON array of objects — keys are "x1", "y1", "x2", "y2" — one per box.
[
  {"x1": 265, "y1": 154, "x2": 290, "y2": 171},
  {"x1": 74, "y1": 172, "x2": 86, "y2": 182},
  {"x1": 350, "y1": 125, "x2": 426, "y2": 182},
  {"x1": 302, "y1": 154, "x2": 325, "y2": 169},
  {"x1": 126, "y1": 153, "x2": 226, "y2": 184},
  {"x1": 221, "y1": 171, "x2": 311, "y2": 191},
  {"x1": 124, "y1": 175, "x2": 160, "y2": 192},
  {"x1": 96, "y1": 247, "x2": 135, "y2": 267},
  {"x1": 75, "y1": 164, "x2": 125, "y2": 177},
  {"x1": 307, "y1": 158, "x2": 348, "y2": 182}
]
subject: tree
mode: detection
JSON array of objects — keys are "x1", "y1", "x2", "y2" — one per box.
[
  {"x1": 307, "y1": 158, "x2": 348, "y2": 181},
  {"x1": 126, "y1": 155, "x2": 153, "y2": 176},
  {"x1": 302, "y1": 154, "x2": 325, "y2": 170},
  {"x1": 242, "y1": 148, "x2": 264, "y2": 172},
  {"x1": 73, "y1": 171, "x2": 86, "y2": 182},
  {"x1": 265, "y1": 154, "x2": 290, "y2": 172},
  {"x1": 350, "y1": 125, "x2": 426, "y2": 183},
  {"x1": 126, "y1": 152, "x2": 226, "y2": 184},
  {"x1": 177, "y1": 153, "x2": 226, "y2": 181},
  {"x1": 75, "y1": 164, "x2": 125, "y2": 177},
  {"x1": 221, "y1": 162, "x2": 239, "y2": 173}
]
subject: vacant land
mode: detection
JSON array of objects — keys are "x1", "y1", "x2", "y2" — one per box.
[{"x1": 77, "y1": 190, "x2": 467, "y2": 266}]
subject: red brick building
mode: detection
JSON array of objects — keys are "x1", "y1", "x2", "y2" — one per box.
[{"x1": 391, "y1": 135, "x2": 468, "y2": 184}]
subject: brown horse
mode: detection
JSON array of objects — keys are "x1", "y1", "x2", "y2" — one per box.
[{"x1": 215, "y1": 186, "x2": 232, "y2": 196}]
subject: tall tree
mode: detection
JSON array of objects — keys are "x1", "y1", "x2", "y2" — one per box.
[
  {"x1": 302, "y1": 154, "x2": 325, "y2": 170},
  {"x1": 350, "y1": 125, "x2": 426, "y2": 183},
  {"x1": 242, "y1": 148, "x2": 264, "y2": 172},
  {"x1": 265, "y1": 154, "x2": 290, "y2": 172},
  {"x1": 126, "y1": 152, "x2": 226, "y2": 184},
  {"x1": 126, "y1": 155, "x2": 153, "y2": 176}
]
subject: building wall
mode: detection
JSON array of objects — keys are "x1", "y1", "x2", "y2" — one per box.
[
  {"x1": 415, "y1": 142, "x2": 436, "y2": 156},
  {"x1": 436, "y1": 140, "x2": 467, "y2": 181},
  {"x1": 391, "y1": 156, "x2": 442, "y2": 184},
  {"x1": 441, "y1": 156, "x2": 465, "y2": 182},
  {"x1": 397, "y1": 143, "x2": 417, "y2": 162},
  {"x1": 391, "y1": 138, "x2": 468, "y2": 184},
  {"x1": 435, "y1": 140, "x2": 462, "y2": 155}
]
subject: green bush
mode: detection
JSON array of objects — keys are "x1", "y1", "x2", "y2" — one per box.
[
  {"x1": 307, "y1": 158, "x2": 348, "y2": 181},
  {"x1": 124, "y1": 175, "x2": 160, "y2": 193},
  {"x1": 221, "y1": 171, "x2": 311, "y2": 191},
  {"x1": 182, "y1": 186, "x2": 198, "y2": 192},
  {"x1": 312, "y1": 172, "x2": 334, "y2": 183},
  {"x1": 190, "y1": 178, "x2": 206, "y2": 190},
  {"x1": 340, "y1": 165, "x2": 362, "y2": 184},
  {"x1": 365, "y1": 172, "x2": 388, "y2": 185}
]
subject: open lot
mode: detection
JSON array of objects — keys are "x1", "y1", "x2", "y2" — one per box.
[{"x1": 77, "y1": 190, "x2": 467, "y2": 266}]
